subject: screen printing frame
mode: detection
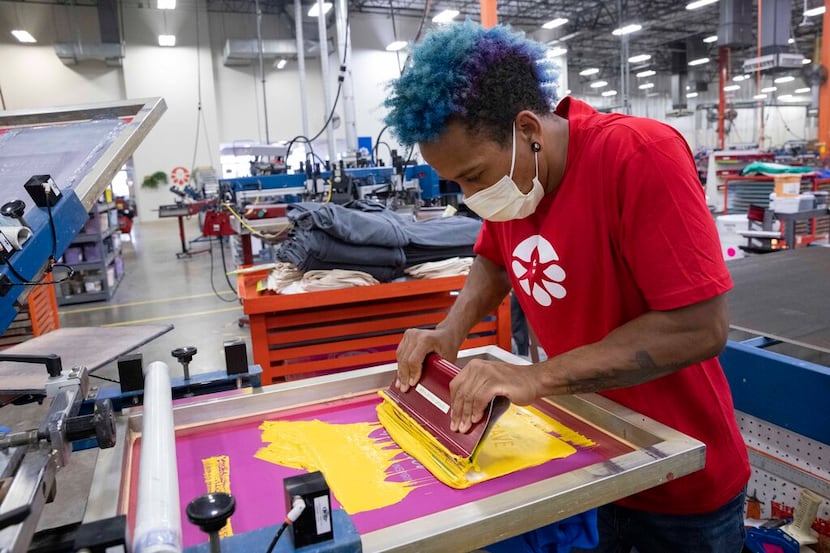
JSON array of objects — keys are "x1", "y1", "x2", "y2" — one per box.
[
  {"x1": 0, "y1": 97, "x2": 166, "y2": 213},
  {"x1": 87, "y1": 346, "x2": 705, "y2": 552}
]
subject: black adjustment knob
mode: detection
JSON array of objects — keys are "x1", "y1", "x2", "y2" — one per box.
[
  {"x1": 93, "y1": 399, "x2": 116, "y2": 449},
  {"x1": 186, "y1": 493, "x2": 236, "y2": 534},
  {"x1": 1, "y1": 200, "x2": 26, "y2": 220},
  {"x1": 172, "y1": 346, "x2": 197, "y2": 364},
  {"x1": 65, "y1": 400, "x2": 116, "y2": 449}
]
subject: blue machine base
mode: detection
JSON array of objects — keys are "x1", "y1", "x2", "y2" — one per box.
[
  {"x1": 720, "y1": 339, "x2": 830, "y2": 445},
  {"x1": 183, "y1": 510, "x2": 361, "y2": 553}
]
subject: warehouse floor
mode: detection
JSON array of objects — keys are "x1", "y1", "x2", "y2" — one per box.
[{"x1": 3, "y1": 216, "x2": 250, "y2": 533}]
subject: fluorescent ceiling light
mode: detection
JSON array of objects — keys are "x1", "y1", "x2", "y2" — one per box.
[
  {"x1": 579, "y1": 67, "x2": 600, "y2": 76},
  {"x1": 686, "y1": 92, "x2": 699, "y2": 98},
  {"x1": 753, "y1": 94, "x2": 768, "y2": 100},
  {"x1": 601, "y1": 90, "x2": 618, "y2": 97},
  {"x1": 803, "y1": 58, "x2": 812, "y2": 65},
  {"x1": 788, "y1": 38, "x2": 795, "y2": 44},
  {"x1": 723, "y1": 84, "x2": 741, "y2": 91},
  {"x1": 158, "y1": 34, "x2": 176, "y2": 47},
  {"x1": 11, "y1": 30, "x2": 36, "y2": 43},
  {"x1": 432, "y1": 9, "x2": 459, "y2": 23},
  {"x1": 733, "y1": 75, "x2": 748, "y2": 82},
  {"x1": 703, "y1": 35, "x2": 718, "y2": 43},
  {"x1": 385, "y1": 40, "x2": 407, "y2": 52},
  {"x1": 275, "y1": 58, "x2": 287, "y2": 69},
  {"x1": 638, "y1": 83, "x2": 655, "y2": 90},
  {"x1": 688, "y1": 57, "x2": 710, "y2": 66},
  {"x1": 804, "y1": 6, "x2": 826, "y2": 16},
  {"x1": 774, "y1": 75, "x2": 795, "y2": 83},
  {"x1": 628, "y1": 54, "x2": 651, "y2": 63},
  {"x1": 157, "y1": 0, "x2": 176, "y2": 8},
  {"x1": 612, "y1": 24, "x2": 642, "y2": 36},
  {"x1": 565, "y1": 89, "x2": 572, "y2": 95},
  {"x1": 543, "y1": 17, "x2": 569, "y2": 29},
  {"x1": 795, "y1": 87, "x2": 811, "y2": 93},
  {"x1": 547, "y1": 47, "x2": 568, "y2": 58},
  {"x1": 781, "y1": 95, "x2": 807, "y2": 102},
  {"x1": 686, "y1": 0, "x2": 718, "y2": 9},
  {"x1": 589, "y1": 80, "x2": 609, "y2": 88},
  {"x1": 636, "y1": 70, "x2": 656, "y2": 78},
  {"x1": 308, "y1": 2, "x2": 332, "y2": 17},
  {"x1": 761, "y1": 86, "x2": 777, "y2": 93},
  {"x1": 778, "y1": 94, "x2": 793, "y2": 100}
]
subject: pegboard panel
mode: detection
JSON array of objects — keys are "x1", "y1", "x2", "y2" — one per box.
[{"x1": 738, "y1": 410, "x2": 830, "y2": 530}]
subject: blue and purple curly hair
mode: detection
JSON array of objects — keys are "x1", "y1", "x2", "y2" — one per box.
[{"x1": 384, "y1": 20, "x2": 559, "y2": 147}]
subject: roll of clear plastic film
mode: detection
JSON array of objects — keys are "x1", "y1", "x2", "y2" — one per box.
[{"x1": 133, "y1": 361, "x2": 182, "y2": 553}]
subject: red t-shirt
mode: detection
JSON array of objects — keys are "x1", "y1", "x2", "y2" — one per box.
[{"x1": 474, "y1": 98, "x2": 750, "y2": 515}]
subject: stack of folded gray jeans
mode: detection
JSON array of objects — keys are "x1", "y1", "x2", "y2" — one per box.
[{"x1": 275, "y1": 200, "x2": 481, "y2": 282}]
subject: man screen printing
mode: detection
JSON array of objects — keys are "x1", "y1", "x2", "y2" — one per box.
[{"x1": 385, "y1": 21, "x2": 750, "y2": 553}]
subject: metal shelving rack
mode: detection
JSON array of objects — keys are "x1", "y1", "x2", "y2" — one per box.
[{"x1": 56, "y1": 193, "x2": 125, "y2": 305}]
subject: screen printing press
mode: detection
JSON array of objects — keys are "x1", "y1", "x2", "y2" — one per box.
[{"x1": 77, "y1": 345, "x2": 705, "y2": 553}]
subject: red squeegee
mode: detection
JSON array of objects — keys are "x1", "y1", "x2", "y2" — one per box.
[{"x1": 383, "y1": 353, "x2": 510, "y2": 459}]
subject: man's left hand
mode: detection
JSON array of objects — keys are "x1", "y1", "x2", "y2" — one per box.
[{"x1": 449, "y1": 359, "x2": 539, "y2": 433}]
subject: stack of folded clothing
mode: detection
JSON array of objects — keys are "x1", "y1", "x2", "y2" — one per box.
[
  {"x1": 405, "y1": 257, "x2": 474, "y2": 279},
  {"x1": 275, "y1": 200, "x2": 482, "y2": 282}
]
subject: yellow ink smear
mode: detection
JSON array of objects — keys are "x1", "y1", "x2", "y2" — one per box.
[
  {"x1": 377, "y1": 391, "x2": 595, "y2": 489},
  {"x1": 256, "y1": 419, "x2": 429, "y2": 515},
  {"x1": 202, "y1": 455, "x2": 234, "y2": 538},
  {"x1": 255, "y1": 398, "x2": 595, "y2": 514}
]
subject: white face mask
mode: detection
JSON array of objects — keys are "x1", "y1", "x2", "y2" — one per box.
[{"x1": 463, "y1": 124, "x2": 545, "y2": 222}]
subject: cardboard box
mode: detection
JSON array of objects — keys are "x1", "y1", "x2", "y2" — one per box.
[{"x1": 773, "y1": 174, "x2": 801, "y2": 197}]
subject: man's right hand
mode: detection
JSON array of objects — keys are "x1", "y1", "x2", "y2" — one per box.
[{"x1": 395, "y1": 327, "x2": 462, "y2": 392}]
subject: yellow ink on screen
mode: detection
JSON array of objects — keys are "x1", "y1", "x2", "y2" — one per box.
[
  {"x1": 377, "y1": 391, "x2": 593, "y2": 488},
  {"x1": 255, "y1": 398, "x2": 594, "y2": 513},
  {"x1": 202, "y1": 455, "x2": 234, "y2": 538},
  {"x1": 256, "y1": 419, "x2": 428, "y2": 515}
]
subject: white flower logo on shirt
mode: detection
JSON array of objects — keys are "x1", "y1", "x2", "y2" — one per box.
[{"x1": 511, "y1": 235, "x2": 567, "y2": 307}]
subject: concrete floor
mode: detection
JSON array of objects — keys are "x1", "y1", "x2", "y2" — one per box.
[{"x1": 2, "y1": 216, "x2": 250, "y2": 534}]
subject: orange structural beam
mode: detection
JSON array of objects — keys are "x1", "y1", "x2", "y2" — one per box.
[
  {"x1": 480, "y1": 0, "x2": 497, "y2": 28},
  {"x1": 819, "y1": 1, "x2": 830, "y2": 158}
]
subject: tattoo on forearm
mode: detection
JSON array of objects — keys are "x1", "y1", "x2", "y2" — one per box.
[
  {"x1": 563, "y1": 351, "x2": 691, "y2": 395},
  {"x1": 634, "y1": 350, "x2": 690, "y2": 374}
]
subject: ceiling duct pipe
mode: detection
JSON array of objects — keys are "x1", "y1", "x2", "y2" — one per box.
[
  {"x1": 718, "y1": 0, "x2": 754, "y2": 48},
  {"x1": 54, "y1": 0, "x2": 124, "y2": 65},
  {"x1": 670, "y1": 43, "x2": 689, "y2": 112}
]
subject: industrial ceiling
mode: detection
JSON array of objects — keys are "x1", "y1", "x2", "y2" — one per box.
[{"x1": 201, "y1": 0, "x2": 825, "y2": 92}]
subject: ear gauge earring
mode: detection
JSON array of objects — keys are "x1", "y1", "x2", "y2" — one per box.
[{"x1": 531, "y1": 142, "x2": 542, "y2": 152}]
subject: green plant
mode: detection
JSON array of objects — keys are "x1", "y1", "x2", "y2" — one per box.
[{"x1": 142, "y1": 171, "x2": 168, "y2": 189}]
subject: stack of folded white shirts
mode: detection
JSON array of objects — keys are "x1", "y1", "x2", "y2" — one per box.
[
  {"x1": 301, "y1": 269, "x2": 379, "y2": 291},
  {"x1": 265, "y1": 262, "x2": 304, "y2": 293},
  {"x1": 404, "y1": 257, "x2": 474, "y2": 279}
]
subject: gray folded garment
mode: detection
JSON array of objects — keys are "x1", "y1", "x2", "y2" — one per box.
[
  {"x1": 402, "y1": 216, "x2": 482, "y2": 247},
  {"x1": 287, "y1": 200, "x2": 409, "y2": 247},
  {"x1": 277, "y1": 228, "x2": 405, "y2": 268}
]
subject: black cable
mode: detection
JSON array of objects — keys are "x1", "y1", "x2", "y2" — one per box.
[
  {"x1": 47, "y1": 203, "x2": 57, "y2": 258},
  {"x1": 218, "y1": 236, "x2": 237, "y2": 293},
  {"x1": 5, "y1": 262, "x2": 74, "y2": 287},
  {"x1": 207, "y1": 236, "x2": 238, "y2": 303},
  {"x1": 373, "y1": 125, "x2": 388, "y2": 166},
  {"x1": 377, "y1": 141, "x2": 395, "y2": 163},
  {"x1": 399, "y1": 0, "x2": 433, "y2": 73},
  {"x1": 90, "y1": 373, "x2": 120, "y2": 384},
  {"x1": 264, "y1": 523, "x2": 289, "y2": 553},
  {"x1": 2, "y1": 199, "x2": 75, "y2": 286}
]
